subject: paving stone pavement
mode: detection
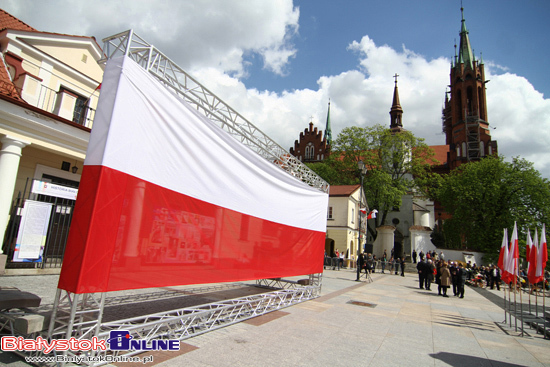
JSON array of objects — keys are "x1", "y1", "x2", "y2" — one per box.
[{"x1": 1, "y1": 268, "x2": 549, "y2": 366}]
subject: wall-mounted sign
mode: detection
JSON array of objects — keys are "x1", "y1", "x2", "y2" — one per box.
[{"x1": 31, "y1": 180, "x2": 78, "y2": 200}]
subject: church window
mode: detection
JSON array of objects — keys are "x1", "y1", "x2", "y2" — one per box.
[
  {"x1": 456, "y1": 145, "x2": 461, "y2": 157},
  {"x1": 305, "y1": 143, "x2": 314, "y2": 160},
  {"x1": 462, "y1": 142, "x2": 467, "y2": 157},
  {"x1": 467, "y1": 87, "x2": 474, "y2": 116},
  {"x1": 456, "y1": 90, "x2": 463, "y2": 120},
  {"x1": 480, "y1": 141, "x2": 485, "y2": 157},
  {"x1": 478, "y1": 86, "x2": 484, "y2": 119}
]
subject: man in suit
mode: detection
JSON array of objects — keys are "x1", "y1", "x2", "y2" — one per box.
[{"x1": 417, "y1": 260, "x2": 427, "y2": 289}]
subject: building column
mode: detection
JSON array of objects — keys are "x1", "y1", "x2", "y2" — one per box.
[
  {"x1": 373, "y1": 225, "x2": 395, "y2": 259},
  {"x1": 0, "y1": 135, "x2": 30, "y2": 254}
]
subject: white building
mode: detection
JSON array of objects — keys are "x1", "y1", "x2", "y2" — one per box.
[
  {"x1": 0, "y1": 9, "x2": 103, "y2": 271},
  {"x1": 325, "y1": 184, "x2": 367, "y2": 263}
]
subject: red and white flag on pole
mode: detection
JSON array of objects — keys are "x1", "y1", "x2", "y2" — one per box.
[
  {"x1": 367, "y1": 209, "x2": 378, "y2": 220},
  {"x1": 527, "y1": 229, "x2": 537, "y2": 284},
  {"x1": 503, "y1": 222, "x2": 519, "y2": 285},
  {"x1": 498, "y1": 228, "x2": 509, "y2": 282},
  {"x1": 534, "y1": 224, "x2": 548, "y2": 283}
]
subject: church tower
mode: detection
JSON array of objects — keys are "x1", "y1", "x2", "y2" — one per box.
[
  {"x1": 289, "y1": 102, "x2": 331, "y2": 162},
  {"x1": 443, "y1": 7, "x2": 497, "y2": 171},
  {"x1": 389, "y1": 73, "x2": 404, "y2": 133}
]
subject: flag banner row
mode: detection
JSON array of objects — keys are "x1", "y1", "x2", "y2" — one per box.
[{"x1": 498, "y1": 222, "x2": 547, "y2": 285}]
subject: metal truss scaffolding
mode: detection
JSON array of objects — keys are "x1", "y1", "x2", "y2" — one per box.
[
  {"x1": 100, "y1": 29, "x2": 328, "y2": 193},
  {"x1": 41, "y1": 276, "x2": 322, "y2": 366}
]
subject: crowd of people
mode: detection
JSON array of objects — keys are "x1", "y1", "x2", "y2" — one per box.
[
  {"x1": 324, "y1": 249, "x2": 550, "y2": 297},
  {"x1": 416, "y1": 258, "x2": 469, "y2": 297}
]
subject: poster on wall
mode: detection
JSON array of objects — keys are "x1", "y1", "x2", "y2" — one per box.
[{"x1": 12, "y1": 200, "x2": 53, "y2": 262}]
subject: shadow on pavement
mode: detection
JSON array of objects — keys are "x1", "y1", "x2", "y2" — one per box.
[{"x1": 430, "y1": 351, "x2": 526, "y2": 367}]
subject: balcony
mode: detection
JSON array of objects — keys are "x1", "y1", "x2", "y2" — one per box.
[
  {"x1": 7, "y1": 72, "x2": 97, "y2": 129},
  {"x1": 34, "y1": 84, "x2": 95, "y2": 128}
]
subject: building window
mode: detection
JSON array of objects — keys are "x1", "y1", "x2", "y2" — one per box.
[
  {"x1": 480, "y1": 141, "x2": 485, "y2": 157},
  {"x1": 462, "y1": 142, "x2": 467, "y2": 158},
  {"x1": 305, "y1": 143, "x2": 314, "y2": 160},
  {"x1": 327, "y1": 206, "x2": 333, "y2": 219},
  {"x1": 351, "y1": 208, "x2": 355, "y2": 224}
]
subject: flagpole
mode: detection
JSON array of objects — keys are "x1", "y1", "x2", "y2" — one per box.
[
  {"x1": 508, "y1": 282, "x2": 513, "y2": 329},
  {"x1": 544, "y1": 279, "x2": 548, "y2": 339},
  {"x1": 519, "y1": 264, "x2": 525, "y2": 336}
]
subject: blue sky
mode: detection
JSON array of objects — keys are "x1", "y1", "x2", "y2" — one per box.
[
  {"x1": 3, "y1": 0, "x2": 550, "y2": 177},
  {"x1": 245, "y1": 1, "x2": 549, "y2": 97}
]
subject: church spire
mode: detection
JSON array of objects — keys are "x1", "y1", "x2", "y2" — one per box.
[
  {"x1": 325, "y1": 100, "x2": 332, "y2": 146},
  {"x1": 457, "y1": 6, "x2": 474, "y2": 69},
  {"x1": 389, "y1": 73, "x2": 403, "y2": 132}
]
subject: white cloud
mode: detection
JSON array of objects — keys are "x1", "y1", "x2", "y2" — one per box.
[
  {"x1": 4, "y1": 0, "x2": 300, "y2": 78},
  {"x1": 486, "y1": 71, "x2": 550, "y2": 177},
  {"x1": 196, "y1": 34, "x2": 550, "y2": 179},
  {"x1": 4, "y1": 0, "x2": 550, "y2": 178}
]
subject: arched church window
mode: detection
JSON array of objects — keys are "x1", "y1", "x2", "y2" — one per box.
[
  {"x1": 305, "y1": 143, "x2": 315, "y2": 160},
  {"x1": 462, "y1": 142, "x2": 467, "y2": 157},
  {"x1": 480, "y1": 141, "x2": 485, "y2": 157}
]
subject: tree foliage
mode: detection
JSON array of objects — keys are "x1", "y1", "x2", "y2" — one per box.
[
  {"x1": 435, "y1": 155, "x2": 550, "y2": 254},
  {"x1": 308, "y1": 125, "x2": 437, "y2": 241}
]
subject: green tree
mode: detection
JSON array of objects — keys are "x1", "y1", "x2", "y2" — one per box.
[
  {"x1": 309, "y1": 125, "x2": 436, "y2": 242},
  {"x1": 435, "y1": 155, "x2": 550, "y2": 255}
]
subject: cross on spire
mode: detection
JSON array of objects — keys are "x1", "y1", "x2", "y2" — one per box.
[{"x1": 393, "y1": 73, "x2": 399, "y2": 85}]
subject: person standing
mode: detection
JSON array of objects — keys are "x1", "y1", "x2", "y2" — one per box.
[
  {"x1": 425, "y1": 260, "x2": 434, "y2": 290},
  {"x1": 436, "y1": 260, "x2": 443, "y2": 295},
  {"x1": 417, "y1": 260, "x2": 426, "y2": 289},
  {"x1": 440, "y1": 262, "x2": 451, "y2": 297},
  {"x1": 490, "y1": 265, "x2": 501, "y2": 290},
  {"x1": 400, "y1": 257, "x2": 406, "y2": 277},
  {"x1": 381, "y1": 252, "x2": 387, "y2": 273},
  {"x1": 457, "y1": 263, "x2": 467, "y2": 298},
  {"x1": 450, "y1": 262, "x2": 459, "y2": 296},
  {"x1": 412, "y1": 250, "x2": 417, "y2": 263},
  {"x1": 394, "y1": 258, "x2": 400, "y2": 275}
]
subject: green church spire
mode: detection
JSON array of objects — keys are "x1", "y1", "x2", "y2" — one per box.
[
  {"x1": 458, "y1": 6, "x2": 474, "y2": 69},
  {"x1": 325, "y1": 100, "x2": 332, "y2": 145}
]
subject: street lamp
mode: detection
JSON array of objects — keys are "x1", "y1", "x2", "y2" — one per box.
[{"x1": 356, "y1": 160, "x2": 367, "y2": 281}]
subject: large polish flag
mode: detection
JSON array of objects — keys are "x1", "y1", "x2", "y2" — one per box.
[{"x1": 58, "y1": 56, "x2": 329, "y2": 294}]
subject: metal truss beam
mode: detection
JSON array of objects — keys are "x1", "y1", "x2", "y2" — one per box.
[
  {"x1": 35, "y1": 279, "x2": 320, "y2": 366},
  {"x1": 100, "y1": 30, "x2": 328, "y2": 193}
]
